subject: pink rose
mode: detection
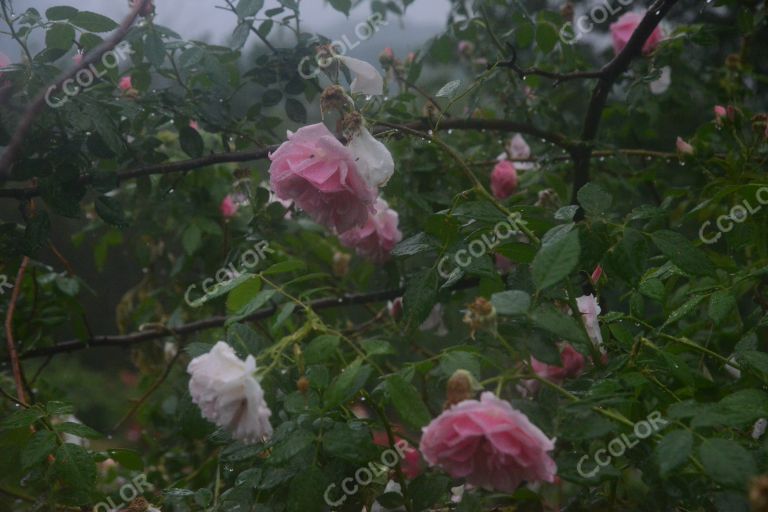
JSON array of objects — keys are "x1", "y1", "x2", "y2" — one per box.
[
  {"x1": 491, "y1": 160, "x2": 518, "y2": 199},
  {"x1": 220, "y1": 195, "x2": 238, "y2": 218},
  {"x1": 118, "y1": 75, "x2": 133, "y2": 91},
  {"x1": 610, "y1": 12, "x2": 664, "y2": 56},
  {"x1": 714, "y1": 105, "x2": 735, "y2": 125},
  {"x1": 269, "y1": 123, "x2": 376, "y2": 234},
  {"x1": 373, "y1": 431, "x2": 423, "y2": 479},
  {"x1": 339, "y1": 198, "x2": 402, "y2": 263},
  {"x1": 576, "y1": 294, "x2": 605, "y2": 351},
  {"x1": 531, "y1": 343, "x2": 586, "y2": 385},
  {"x1": 189, "y1": 120, "x2": 199, "y2": 130},
  {"x1": 419, "y1": 392, "x2": 557, "y2": 492}
]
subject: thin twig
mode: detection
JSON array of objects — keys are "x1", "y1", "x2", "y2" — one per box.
[{"x1": 4, "y1": 256, "x2": 29, "y2": 403}]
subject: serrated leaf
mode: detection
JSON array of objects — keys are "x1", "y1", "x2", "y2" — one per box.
[
  {"x1": 95, "y1": 195, "x2": 128, "y2": 228},
  {"x1": 324, "y1": 361, "x2": 372, "y2": 409},
  {"x1": 70, "y1": 11, "x2": 118, "y2": 32},
  {"x1": 650, "y1": 230, "x2": 715, "y2": 277},
  {"x1": 532, "y1": 229, "x2": 580, "y2": 290},
  {"x1": 708, "y1": 290, "x2": 736, "y2": 325},
  {"x1": 46, "y1": 23, "x2": 75, "y2": 50},
  {"x1": 435, "y1": 79, "x2": 462, "y2": 98},
  {"x1": 55, "y1": 422, "x2": 102, "y2": 439},
  {"x1": 491, "y1": 290, "x2": 531, "y2": 315},
  {"x1": 50, "y1": 443, "x2": 97, "y2": 505},
  {"x1": 387, "y1": 375, "x2": 431, "y2": 429},
  {"x1": 46, "y1": 6, "x2": 78, "y2": 20},
  {"x1": 655, "y1": 430, "x2": 692, "y2": 478},
  {"x1": 21, "y1": 430, "x2": 58, "y2": 470},
  {"x1": 699, "y1": 439, "x2": 755, "y2": 488},
  {"x1": 577, "y1": 183, "x2": 612, "y2": 216}
]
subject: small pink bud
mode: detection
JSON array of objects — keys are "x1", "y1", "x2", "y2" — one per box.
[
  {"x1": 591, "y1": 265, "x2": 603, "y2": 284},
  {"x1": 118, "y1": 75, "x2": 133, "y2": 91},
  {"x1": 676, "y1": 136, "x2": 694, "y2": 155},
  {"x1": 490, "y1": 160, "x2": 518, "y2": 199},
  {"x1": 220, "y1": 195, "x2": 238, "y2": 218}
]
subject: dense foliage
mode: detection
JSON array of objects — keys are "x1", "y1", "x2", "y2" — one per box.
[{"x1": 1, "y1": 0, "x2": 768, "y2": 510}]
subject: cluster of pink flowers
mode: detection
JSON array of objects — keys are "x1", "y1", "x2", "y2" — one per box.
[
  {"x1": 268, "y1": 120, "x2": 401, "y2": 262},
  {"x1": 609, "y1": 12, "x2": 664, "y2": 56}
]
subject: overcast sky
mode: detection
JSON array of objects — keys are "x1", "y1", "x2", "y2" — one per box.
[{"x1": 4, "y1": 0, "x2": 452, "y2": 58}]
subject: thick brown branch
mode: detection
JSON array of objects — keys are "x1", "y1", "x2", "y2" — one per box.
[
  {"x1": 0, "y1": 119, "x2": 570, "y2": 199},
  {"x1": 0, "y1": 0, "x2": 151, "y2": 182},
  {"x1": 571, "y1": 0, "x2": 679, "y2": 205}
]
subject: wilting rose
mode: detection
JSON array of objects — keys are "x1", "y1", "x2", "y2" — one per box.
[
  {"x1": 531, "y1": 343, "x2": 586, "y2": 385},
  {"x1": 268, "y1": 123, "x2": 377, "y2": 234},
  {"x1": 419, "y1": 392, "x2": 557, "y2": 492},
  {"x1": 339, "y1": 198, "x2": 402, "y2": 262},
  {"x1": 337, "y1": 55, "x2": 383, "y2": 96},
  {"x1": 610, "y1": 12, "x2": 664, "y2": 56},
  {"x1": 491, "y1": 160, "x2": 518, "y2": 199},
  {"x1": 187, "y1": 341, "x2": 272, "y2": 443}
]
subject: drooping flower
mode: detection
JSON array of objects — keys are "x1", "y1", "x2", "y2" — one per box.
[
  {"x1": 337, "y1": 55, "x2": 383, "y2": 96},
  {"x1": 576, "y1": 294, "x2": 604, "y2": 351},
  {"x1": 610, "y1": 12, "x2": 664, "y2": 56},
  {"x1": 676, "y1": 136, "x2": 694, "y2": 155},
  {"x1": 118, "y1": 75, "x2": 133, "y2": 91},
  {"x1": 187, "y1": 341, "x2": 273, "y2": 443},
  {"x1": 268, "y1": 123, "x2": 377, "y2": 234},
  {"x1": 649, "y1": 66, "x2": 671, "y2": 95},
  {"x1": 419, "y1": 392, "x2": 557, "y2": 493},
  {"x1": 491, "y1": 160, "x2": 518, "y2": 199},
  {"x1": 531, "y1": 343, "x2": 586, "y2": 385},
  {"x1": 339, "y1": 198, "x2": 402, "y2": 262},
  {"x1": 220, "y1": 195, "x2": 238, "y2": 218},
  {"x1": 345, "y1": 123, "x2": 395, "y2": 189}
]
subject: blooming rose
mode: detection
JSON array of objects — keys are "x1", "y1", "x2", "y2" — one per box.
[
  {"x1": 187, "y1": 341, "x2": 272, "y2": 443},
  {"x1": 220, "y1": 195, "x2": 238, "y2": 218},
  {"x1": 419, "y1": 392, "x2": 557, "y2": 492},
  {"x1": 491, "y1": 160, "x2": 518, "y2": 199},
  {"x1": 610, "y1": 12, "x2": 664, "y2": 56},
  {"x1": 338, "y1": 55, "x2": 383, "y2": 96},
  {"x1": 531, "y1": 343, "x2": 586, "y2": 385},
  {"x1": 576, "y1": 294, "x2": 604, "y2": 351},
  {"x1": 268, "y1": 123, "x2": 376, "y2": 234},
  {"x1": 339, "y1": 198, "x2": 402, "y2": 262}
]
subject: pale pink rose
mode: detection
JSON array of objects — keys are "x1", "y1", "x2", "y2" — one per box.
[
  {"x1": 491, "y1": 160, "x2": 518, "y2": 199},
  {"x1": 610, "y1": 12, "x2": 664, "y2": 56},
  {"x1": 268, "y1": 123, "x2": 376, "y2": 234},
  {"x1": 676, "y1": 136, "x2": 694, "y2": 155},
  {"x1": 339, "y1": 198, "x2": 402, "y2": 262},
  {"x1": 576, "y1": 294, "x2": 604, "y2": 351},
  {"x1": 419, "y1": 392, "x2": 557, "y2": 492},
  {"x1": 220, "y1": 195, "x2": 238, "y2": 218},
  {"x1": 530, "y1": 343, "x2": 586, "y2": 385},
  {"x1": 118, "y1": 75, "x2": 133, "y2": 91}
]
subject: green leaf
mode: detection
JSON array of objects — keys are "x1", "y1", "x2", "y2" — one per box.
[
  {"x1": 361, "y1": 339, "x2": 396, "y2": 356},
  {"x1": 106, "y1": 448, "x2": 144, "y2": 471},
  {"x1": 328, "y1": 0, "x2": 352, "y2": 15},
  {"x1": 262, "y1": 89, "x2": 283, "y2": 107},
  {"x1": 699, "y1": 439, "x2": 755, "y2": 488},
  {"x1": 22, "y1": 211, "x2": 51, "y2": 256},
  {"x1": 435, "y1": 79, "x2": 462, "y2": 99},
  {"x1": 386, "y1": 375, "x2": 431, "y2": 429},
  {"x1": 392, "y1": 233, "x2": 435, "y2": 256},
  {"x1": 515, "y1": 20, "x2": 535, "y2": 48},
  {"x1": 736, "y1": 350, "x2": 768, "y2": 375},
  {"x1": 50, "y1": 443, "x2": 97, "y2": 505},
  {"x1": 404, "y1": 268, "x2": 438, "y2": 325},
  {"x1": 95, "y1": 195, "x2": 128, "y2": 228},
  {"x1": 144, "y1": 30, "x2": 166, "y2": 67},
  {"x1": 531, "y1": 304, "x2": 588, "y2": 345},
  {"x1": 54, "y1": 422, "x2": 102, "y2": 439},
  {"x1": 655, "y1": 430, "x2": 692, "y2": 478},
  {"x1": 179, "y1": 125, "x2": 204, "y2": 158},
  {"x1": 21, "y1": 430, "x2": 58, "y2": 470},
  {"x1": 708, "y1": 290, "x2": 736, "y2": 325},
  {"x1": 231, "y1": 22, "x2": 251, "y2": 49},
  {"x1": 285, "y1": 98, "x2": 307, "y2": 123},
  {"x1": 532, "y1": 229, "x2": 580, "y2": 290},
  {"x1": 650, "y1": 230, "x2": 715, "y2": 277},
  {"x1": 662, "y1": 294, "x2": 705, "y2": 328},
  {"x1": 226, "y1": 276, "x2": 263, "y2": 313},
  {"x1": 287, "y1": 466, "x2": 327, "y2": 512},
  {"x1": 263, "y1": 259, "x2": 305, "y2": 275},
  {"x1": 491, "y1": 290, "x2": 531, "y2": 315},
  {"x1": 324, "y1": 360, "x2": 372, "y2": 409},
  {"x1": 535, "y1": 21, "x2": 558, "y2": 53},
  {"x1": 305, "y1": 335, "x2": 341, "y2": 364},
  {"x1": 70, "y1": 11, "x2": 118, "y2": 32},
  {"x1": 226, "y1": 289, "x2": 276, "y2": 325},
  {"x1": 236, "y1": 0, "x2": 264, "y2": 18},
  {"x1": 577, "y1": 183, "x2": 612, "y2": 216},
  {"x1": 45, "y1": 23, "x2": 75, "y2": 50},
  {"x1": 182, "y1": 224, "x2": 201, "y2": 254},
  {"x1": 46, "y1": 6, "x2": 78, "y2": 20}
]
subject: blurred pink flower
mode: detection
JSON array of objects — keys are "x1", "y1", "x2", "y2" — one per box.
[
  {"x1": 268, "y1": 123, "x2": 377, "y2": 234},
  {"x1": 610, "y1": 12, "x2": 664, "y2": 56},
  {"x1": 576, "y1": 294, "x2": 605, "y2": 352},
  {"x1": 714, "y1": 105, "x2": 735, "y2": 126},
  {"x1": 419, "y1": 392, "x2": 557, "y2": 492},
  {"x1": 220, "y1": 195, "x2": 238, "y2": 218},
  {"x1": 373, "y1": 431, "x2": 423, "y2": 479},
  {"x1": 73, "y1": 53, "x2": 84, "y2": 66},
  {"x1": 491, "y1": 160, "x2": 518, "y2": 199},
  {"x1": 531, "y1": 343, "x2": 586, "y2": 385},
  {"x1": 118, "y1": 75, "x2": 133, "y2": 91},
  {"x1": 457, "y1": 40, "x2": 475, "y2": 56},
  {"x1": 189, "y1": 120, "x2": 199, "y2": 130},
  {"x1": 676, "y1": 136, "x2": 694, "y2": 155},
  {"x1": 339, "y1": 198, "x2": 402, "y2": 263}
]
